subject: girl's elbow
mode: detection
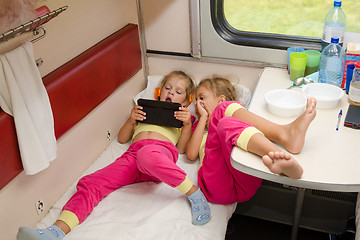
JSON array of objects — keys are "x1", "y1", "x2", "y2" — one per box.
[
  {"x1": 117, "y1": 136, "x2": 128, "y2": 144},
  {"x1": 186, "y1": 152, "x2": 197, "y2": 161}
]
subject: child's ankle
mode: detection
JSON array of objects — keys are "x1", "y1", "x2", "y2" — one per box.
[
  {"x1": 17, "y1": 225, "x2": 65, "y2": 240},
  {"x1": 188, "y1": 188, "x2": 211, "y2": 225}
]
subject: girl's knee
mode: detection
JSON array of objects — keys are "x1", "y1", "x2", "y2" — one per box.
[
  {"x1": 76, "y1": 175, "x2": 97, "y2": 192},
  {"x1": 137, "y1": 145, "x2": 167, "y2": 167}
]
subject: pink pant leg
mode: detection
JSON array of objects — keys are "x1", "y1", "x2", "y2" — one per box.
[
  {"x1": 198, "y1": 102, "x2": 262, "y2": 204},
  {"x1": 136, "y1": 140, "x2": 187, "y2": 188},
  {"x1": 63, "y1": 140, "x2": 154, "y2": 223},
  {"x1": 63, "y1": 139, "x2": 187, "y2": 223}
]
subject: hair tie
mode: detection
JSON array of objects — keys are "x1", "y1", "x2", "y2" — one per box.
[
  {"x1": 188, "y1": 93, "x2": 194, "y2": 104},
  {"x1": 154, "y1": 87, "x2": 161, "y2": 100}
]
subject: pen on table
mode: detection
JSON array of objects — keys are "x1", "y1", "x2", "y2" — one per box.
[{"x1": 336, "y1": 109, "x2": 342, "y2": 131}]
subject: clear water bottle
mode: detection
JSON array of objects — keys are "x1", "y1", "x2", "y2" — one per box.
[
  {"x1": 321, "y1": 0, "x2": 346, "y2": 50},
  {"x1": 318, "y1": 38, "x2": 345, "y2": 87}
]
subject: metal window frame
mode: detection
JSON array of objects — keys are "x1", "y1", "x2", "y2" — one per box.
[
  {"x1": 189, "y1": 0, "x2": 201, "y2": 58},
  {"x1": 211, "y1": 0, "x2": 322, "y2": 51}
]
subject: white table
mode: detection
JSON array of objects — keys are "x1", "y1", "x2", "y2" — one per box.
[{"x1": 230, "y1": 67, "x2": 360, "y2": 240}]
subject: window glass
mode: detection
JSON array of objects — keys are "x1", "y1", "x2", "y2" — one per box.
[{"x1": 224, "y1": 0, "x2": 360, "y2": 38}]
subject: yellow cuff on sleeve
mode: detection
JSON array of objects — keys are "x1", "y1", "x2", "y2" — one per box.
[
  {"x1": 236, "y1": 127, "x2": 263, "y2": 151},
  {"x1": 57, "y1": 210, "x2": 79, "y2": 231},
  {"x1": 175, "y1": 176, "x2": 193, "y2": 194},
  {"x1": 225, "y1": 103, "x2": 244, "y2": 117}
]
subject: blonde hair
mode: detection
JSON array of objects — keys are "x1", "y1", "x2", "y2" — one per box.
[
  {"x1": 160, "y1": 71, "x2": 195, "y2": 102},
  {"x1": 197, "y1": 76, "x2": 237, "y2": 101}
]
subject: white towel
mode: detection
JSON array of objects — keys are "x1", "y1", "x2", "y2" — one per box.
[{"x1": 0, "y1": 42, "x2": 56, "y2": 175}]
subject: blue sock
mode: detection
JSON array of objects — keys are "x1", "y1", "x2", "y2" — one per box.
[
  {"x1": 17, "y1": 225, "x2": 65, "y2": 240},
  {"x1": 187, "y1": 188, "x2": 211, "y2": 225}
]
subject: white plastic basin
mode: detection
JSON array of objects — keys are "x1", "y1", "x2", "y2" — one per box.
[
  {"x1": 264, "y1": 89, "x2": 307, "y2": 117},
  {"x1": 302, "y1": 83, "x2": 344, "y2": 109}
]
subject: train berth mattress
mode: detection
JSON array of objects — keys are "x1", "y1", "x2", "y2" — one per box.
[{"x1": 36, "y1": 139, "x2": 236, "y2": 240}]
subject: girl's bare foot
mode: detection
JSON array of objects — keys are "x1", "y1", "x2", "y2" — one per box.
[
  {"x1": 262, "y1": 151, "x2": 303, "y2": 179},
  {"x1": 282, "y1": 97, "x2": 317, "y2": 154}
]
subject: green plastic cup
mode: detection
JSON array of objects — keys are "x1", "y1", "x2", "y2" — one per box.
[
  {"x1": 304, "y1": 50, "x2": 321, "y2": 76},
  {"x1": 290, "y1": 52, "x2": 307, "y2": 81},
  {"x1": 287, "y1": 47, "x2": 305, "y2": 74}
]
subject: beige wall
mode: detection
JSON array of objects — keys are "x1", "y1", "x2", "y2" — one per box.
[
  {"x1": 0, "y1": 0, "x2": 138, "y2": 77},
  {"x1": 148, "y1": 56, "x2": 261, "y2": 94},
  {"x1": 0, "y1": 1, "x2": 142, "y2": 239},
  {"x1": 142, "y1": 0, "x2": 191, "y2": 54},
  {"x1": 142, "y1": 0, "x2": 262, "y2": 91}
]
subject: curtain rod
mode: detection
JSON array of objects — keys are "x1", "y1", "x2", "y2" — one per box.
[{"x1": 0, "y1": 6, "x2": 68, "y2": 43}]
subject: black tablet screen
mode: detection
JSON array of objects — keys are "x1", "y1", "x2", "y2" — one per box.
[{"x1": 137, "y1": 99, "x2": 183, "y2": 128}]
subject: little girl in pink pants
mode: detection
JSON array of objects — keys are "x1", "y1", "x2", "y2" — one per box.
[
  {"x1": 187, "y1": 76, "x2": 316, "y2": 205},
  {"x1": 197, "y1": 101, "x2": 262, "y2": 204},
  {"x1": 17, "y1": 71, "x2": 211, "y2": 240}
]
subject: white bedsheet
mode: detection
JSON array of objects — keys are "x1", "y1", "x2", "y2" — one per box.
[{"x1": 37, "y1": 140, "x2": 236, "y2": 240}]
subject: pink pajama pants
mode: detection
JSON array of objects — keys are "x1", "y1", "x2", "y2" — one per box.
[
  {"x1": 198, "y1": 101, "x2": 262, "y2": 204},
  {"x1": 63, "y1": 139, "x2": 187, "y2": 223}
]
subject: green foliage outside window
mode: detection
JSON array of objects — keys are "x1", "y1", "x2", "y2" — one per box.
[{"x1": 224, "y1": 0, "x2": 360, "y2": 38}]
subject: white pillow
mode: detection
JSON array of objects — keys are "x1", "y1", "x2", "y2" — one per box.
[
  {"x1": 133, "y1": 75, "x2": 252, "y2": 119},
  {"x1": 234, "y1": 83, "x2": 252, "y2": 109},
  {"x1": 133, "y1": 75, "x2": 163, "y2": 104}
]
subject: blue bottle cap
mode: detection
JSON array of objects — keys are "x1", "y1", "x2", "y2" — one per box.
[
  {"x1": 331, "y1": 38, "x2": 339, "y2": 43},
  {"x1": 334, "y1": 1, "x2": 342, "y2": 7}
]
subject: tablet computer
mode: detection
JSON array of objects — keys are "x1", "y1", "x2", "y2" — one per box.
[
  {"x1": 137, "y1": 98, "x2": 183, "y2": 128},
  {"x1": 344, "y1": 104, "x2": 360, "y2": 129}
]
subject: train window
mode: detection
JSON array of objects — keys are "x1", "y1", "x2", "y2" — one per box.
[
  {"x1": 223, "y1": 0, "x2": 360, "y2": 44},
  {"x1": 197, "y1": 0, "x2": 360, "y2": 66}
]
